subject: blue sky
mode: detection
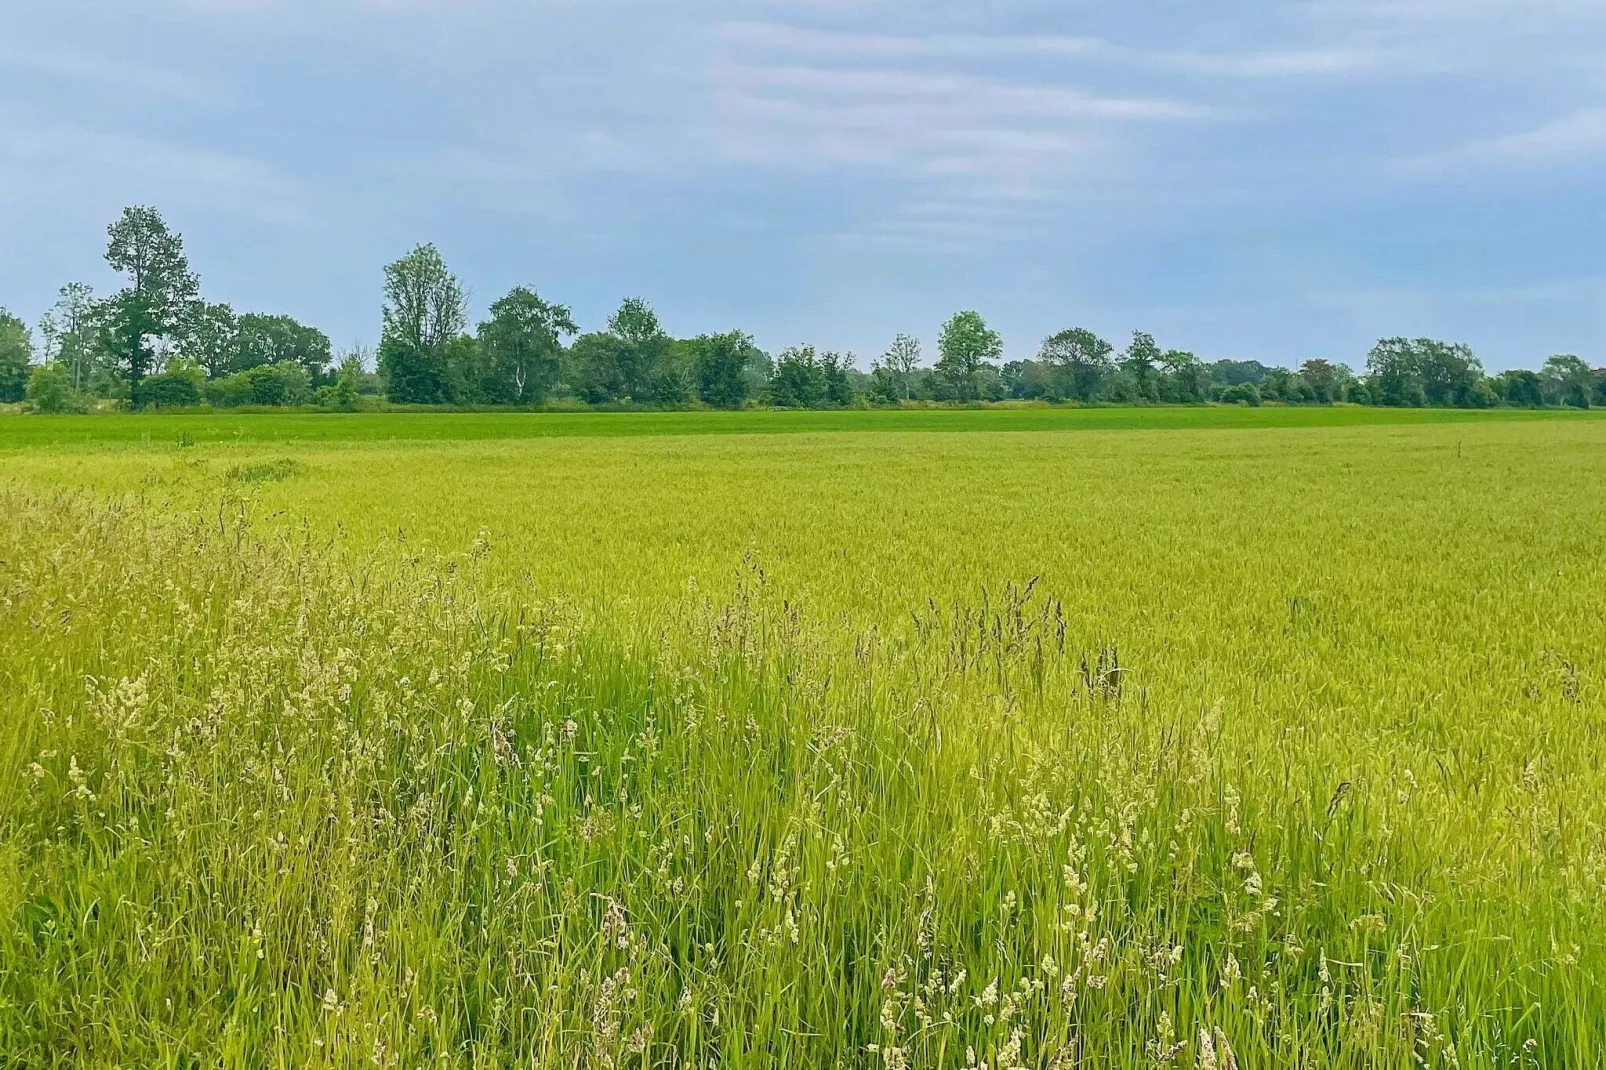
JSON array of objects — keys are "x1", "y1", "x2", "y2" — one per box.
[{"x1": 3, "y1": 0, "x2": 1603, "y2": 371}]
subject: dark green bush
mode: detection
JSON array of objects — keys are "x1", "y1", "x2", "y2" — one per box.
[{"x1": 132, "y1": 369, "x2": 203, "y2": 410}]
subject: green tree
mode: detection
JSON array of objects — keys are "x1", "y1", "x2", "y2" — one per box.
[
  {"x1": 1258, "y1": 367, "x2": 1297, "y2": 403},
  {"x1": 868, "y1": 363, "x2": 901, "y2": 404},
  {"x1": 1365, "y1": 338, "x2": 1485, "y2": 408},
  {"x1": 26, "y1": 362, "x2": 79, "y2": 413},
  {"x1": 571, "y1": 333, "x2": 626, "y2": 404},
  {"x1": 1158, "y1": 350, "x2": 1209, "y2": 403},
  {"x1": 1218, "y1": 382, "x2": 1261, "y2": 406},
  {"x1": 1366, "y1": 339, "x2": 1427, "y2": 407},
  {"x1": 878, "y1": 334, "x2": 921, "y2": 402},
  {"x1": 574, "y1": 298, "x2": 687, "y2": 406},
  {"x1": 131, "y1": 364, "x2": 205, "y2": 409},
  {"x1": 1039, "y1": 327, "x2": 1112, "y2": 402},
  {"x1": 235, "y1": 313, "x2": 332, "y2": 381},
  {"x1": 1298, "y1": 359, "x2": 1342, "y2": 404},
  {"x1": 765, "y1": 346, "x2": 857, "y2": 408},
  {"x1": 933, "y1": 312, "x2": 1002, "y2": 402},
  {"x1": 182, "y1": 301, "x2": 240, "y2": 379},
  {"x1": 326, "y1": 363, "x2": 361, "y2": 411},
  {"x1": 476, "y1": 287, "x2": 578, "y2": 405},
  {"x1": 0, "y1": 309, "x2": 34, "y2": 402},
  {"x1": 1007, "y1": 359, "x2": 1058, "y2": 400},
  {"x1": 100, "y1": 206, "x2": 199, "y2": 384},
  {"x1": 1493, "y1": 369, "x2": 1544, "y2": 408},
  {"x1": 1119, "y1": 331, "x2": 1161, "y2": 402},
  {"x1": 824, "y1": 351, "x2": 858, "y2": 406},
  {"x1": 1209, "y1": 360, "x2": 1272, "y2": 389},
  {"x1": 612, "y1": 298, "x2": 686, "y2": 405},
  {"x1": 766, "y1": 345, "x2": 830, "y2": 408},
  {"x1": 1420, "y1": 342, "x2": 1488, "y2": 407},
  {"x1": 442, "y1": 335, "x2": 487, "y2": 404},
  {"x1": 217, "y1": 363, "x2": 312, "y2": 407},
  {"x1": 1540, "y1": 354, "x2": 1592, "y2": 408},
  {"x1": 38, "y1": 283, "x2": 101, "y2": 392},
  {"x1": 380, "y1": 244, "x2": 466, "y2": 404},
  {"x1": 687, "y1": 330, "x2": 760, "y2": 409}
]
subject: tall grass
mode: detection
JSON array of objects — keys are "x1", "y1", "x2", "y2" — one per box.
[{"x1": 1, "y1": 416, "x2": 1603, "y2": 1067}]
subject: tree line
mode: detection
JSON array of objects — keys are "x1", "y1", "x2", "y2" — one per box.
[{"x1": 4, "y1": 206, "x2": 1604, "y2": 413}]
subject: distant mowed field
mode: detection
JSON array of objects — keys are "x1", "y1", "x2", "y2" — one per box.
[{"x1": 2, "y1": 408, "x2": 1604, "y2": 1067}]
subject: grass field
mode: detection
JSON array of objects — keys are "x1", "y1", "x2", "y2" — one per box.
[
  {"x1": 2, "y1": 408, "x2": 1604, "y2": 1067},
  {"x1": 0, "y1": 403, "x2": 1585, "y2": 451}
]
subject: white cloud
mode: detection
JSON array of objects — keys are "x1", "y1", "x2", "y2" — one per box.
[
  {"x1": 1401, "y1": 107, "x2": 1606, "y2": 174},
  {"x1": 1157, "y1": 47, "x2": 1394, "y2": 78},
  {"x1": 708, "y1": 24, "x2": 1212, "y2": 213},
  {"x1": 718, "y1": 21, "x2": 1108, "y2": 59},
  {"x1": 722, "y1": 20, "x2": 1402, "y2": 81}
]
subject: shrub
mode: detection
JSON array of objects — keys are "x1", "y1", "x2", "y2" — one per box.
[
  {"x1": 1217, "y1": 382, "x2": 1261, "y2": 407},
  {"x1": 26, "y1": 363, "x2": 87, "y2": 414},
  {"x1": 204, "y1": 374, "x2": 252, "y2": 408},
  {"x1": 206, "y1": 362, "x2": 312, "y2": 408},
  {"x1": 132, "y1": 367, "x2": 204, "y2": 410},
  {"x1": 314, "y1": 367, "x2": 360, "y2": 411}
]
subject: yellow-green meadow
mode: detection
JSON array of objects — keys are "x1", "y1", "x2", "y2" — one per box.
[{"x1": 2, "y1": 409, "x2": 1603, "y2": 1067}]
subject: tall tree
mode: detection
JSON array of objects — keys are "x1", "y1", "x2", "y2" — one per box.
[
  {"x1": 1366, "y1": 338, "x2": 1484, "y2": 407},
  {"x1": 572, "y1": 332, "x2": 628, "y2": 404},
  {"x1": 1493, "y1": 369, "x2": 1544, "y2": 408},
  {"x1": 602, "y1": 298, "x2": 685, "y2": 405},
  {"x1": 100, "y1": 206, "x2": 199, "y2": 383},
  {"x1": 1119, "y1": 330, "x2": 1161, "y2": 402},
  {"x1": 182, "y1": 301, "x2": 240, "y2": 379},
  {"x1": 1540, "y1": 354, "x2": 1592, "y2": 408},
  {"x1": 687, "y1": 330, "x2": 760, "y2": 409},
  {"x1": 442, "y1": 335, "x2": 488, "y2": 404},
  {"x1": 1039, "y1": 327, "x2": 1113, "y2": 402},
  {"x1": 1298, "y1": 359, "x2": 1342, "y2": 404},
  {"x1": 879, "y1": 334, "x2": 922, "y2": 401},
  {"x1": 476, "y1": 286, "x2": 578, "y2": 405},
  {"x1": 767, "y1": 345, "x2": 828, "y2": 408},
  {"x1": 235, "y1": 313, "x2": 333, "y2": 379},
  {"x1": 1158, "y1": 349, "x2": 1209, "y2": 403},
  {"x1": 0, "y1": 309, "x2": 33, "y2": 403},
  {"x1": 933, "y1": 311, "x2": 1002, "y2": 402},
  {"x1": 573, "y1": 300, "x2": 673, "y2": 405},
  {"x1": 1418, "y1": 340, "x2": 1486, "y2": 406},
  {"x1": 379, "y1": 244, "x2": 466, "y2": 404},
  {"x1": 37, "y1": 283, "x2": 101, "y2": 392}
]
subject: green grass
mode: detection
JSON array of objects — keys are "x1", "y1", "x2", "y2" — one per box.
[
  {"x1": 1, "y1": 411, "x2": 1603, "y2": 1067},
  {"x1": 0, "y1": 403, "x2": 1597, "y2": 451}
]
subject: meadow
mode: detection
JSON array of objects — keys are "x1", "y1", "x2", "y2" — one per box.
[{"x1": 1, "y1": 407, "x2": 1604, "y2": 1068}]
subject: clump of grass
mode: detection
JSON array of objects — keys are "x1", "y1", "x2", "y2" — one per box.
[{"x1": 225, "y1": 457, "x2": 304, "y2": 483}]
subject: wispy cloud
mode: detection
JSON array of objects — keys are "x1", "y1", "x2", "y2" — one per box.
[
  {"x1": 0, "y1": 108, "x2": 308, "y2": 224},
  {"x1": 718, "y1": 21, "x2": 1108, "y2": 59},
  {"x1": 0, "y1": 41, "x2": 207, "y2": 99},
  {"x1": 709, "y1": 23, "x2": 1213, "y2": 214},
  {"x1": 3, "y1": 0, "x2": 1603, "y2": 364},
  {"x1": 1399, "y1": 107, "x2": 1606, "y2": 175},
  {"x1": 723, "y1": 20, "x2": 1406, "y2": 81},
  {"x1": 1156, "y1": 47, "x2": 1394, "y2": 78}
]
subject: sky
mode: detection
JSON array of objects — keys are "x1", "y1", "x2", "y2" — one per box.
[{"x1": 3, "y1": 0, "x2": 1604, "y2": 372}]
